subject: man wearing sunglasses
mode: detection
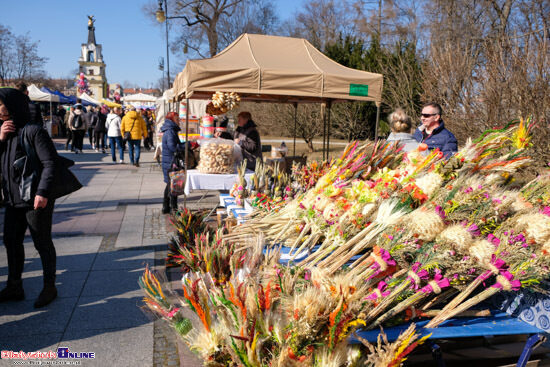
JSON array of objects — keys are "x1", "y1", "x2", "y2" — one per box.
[{"x1": 413, "y1": 103, "x2": 457, "y2": 158}]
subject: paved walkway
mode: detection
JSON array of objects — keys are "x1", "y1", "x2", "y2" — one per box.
[{"x1": 0, "y1": 140, "x2": 218, "y2": 366}]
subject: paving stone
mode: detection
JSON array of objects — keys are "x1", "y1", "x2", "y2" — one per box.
[
  {"x1": 81, "y1": 269, "x2": 144, "y2": 297},
  {"x1": 92, "y1": 250, "x2": 154, "y2": 271},
  {"x1": 51, "y1": 236, "x2": 103, "y2": 255},
  {"x1": 59, "y1": 325, "x2": 153, "y2": 366},
  {"x1": 23, "y1": 252, "x2": 96, "y2": 273},
  {"x1": 0, "y1": 297, "x2": 79, "y2": 337},
  {"x1": 0, "y1": 333, "x2": 62, "y2": 363},
  {"x1": 66, "y1": 294, "x2": 150, "y2": 332},
  {"x1": 1, "y1": 270, "x2": 90, "y2": 299}
]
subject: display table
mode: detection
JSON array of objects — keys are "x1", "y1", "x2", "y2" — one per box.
[{"x1": 184, "y1": 169, "x2": 253, "y2": 196}]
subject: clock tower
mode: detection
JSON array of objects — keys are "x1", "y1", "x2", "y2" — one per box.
[{"x1": 77, "y1": 16, "x2": 107, "y2": 99}]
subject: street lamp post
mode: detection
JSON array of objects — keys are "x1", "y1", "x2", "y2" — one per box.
[
  {"x1": 156, "y1": 0, "x2": 171, "y2": 89},
  {"x1": 156, "y1": 0, "x2": 193, "y2": 89}
]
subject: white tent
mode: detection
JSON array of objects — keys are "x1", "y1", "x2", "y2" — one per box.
[
  {"x1": 122, "y1": 93, "x2": 157, "y2": 108},
  {"x1": 28, "y1": 84, "x2": 59, "y2": 102},
  {"x1": 79, "y1": 92, "x2": 100, "y2": 106},
  {"x1": 27, "y1": 84, "x2": 59, "y2": 136}
]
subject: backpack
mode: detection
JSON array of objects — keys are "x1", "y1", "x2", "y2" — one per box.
[{"x1": 72, "y1": 114, "x2": 83, "y2": 129}]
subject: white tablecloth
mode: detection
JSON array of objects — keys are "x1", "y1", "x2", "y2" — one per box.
[{"x1": 184, "y1": 169, "x2": 254, "y2": 195}]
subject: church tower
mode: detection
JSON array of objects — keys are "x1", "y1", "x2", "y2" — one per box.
[{"x1": 77, "y1": 16, "x2": 107, "y2": 99}]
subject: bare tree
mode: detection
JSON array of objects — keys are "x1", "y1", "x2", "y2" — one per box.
[
  {"x1": 420, "y1": 0, "x2": 549, "y2": 169},
  {"x1": 0, "y1": 25, "x2": 47, "y2": 84},
  {"x1": 144, "y1": 0, "x2": 278, "y2": 59},
  {"x1": 0, "y1": 25, "x2": 14, "y2": 84},
  {"x1": 13, "y1": 33, "x2": 47, "y2": 81}
]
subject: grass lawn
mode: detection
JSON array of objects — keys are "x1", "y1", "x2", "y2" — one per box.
[{"x1": 262, "y1": 135, "x2": 352, "y2": 161}]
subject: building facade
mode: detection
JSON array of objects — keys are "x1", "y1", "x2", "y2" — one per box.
[{"x1": 77, "y1": 16, "x2": 107, "y2": 99}]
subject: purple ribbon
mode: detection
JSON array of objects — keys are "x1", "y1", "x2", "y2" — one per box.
[
  {"x1": 492, "y1": 270, "x2": 521, "y2": 291},
  {"x1": 435, "y1": 205, "x2": 446, "y2": 220},
  {"x1": 406, "y1": 262, "x2": 430, "y2": 289},
  {"x1": 366, "y1": 281, "x2": 390, "y2": 300},
  {"x1": 419, "y1": 273, "x2": 450, "y2": 294},
  {"x1": 466, "y1": 223, "x2": 481, "y2": 237},
  {"x1": 487, "y1": 234, "x2": 501, "y2": 247},
  {"x1": 366, "y1": 248, "x2": 396, "y2": 281}
]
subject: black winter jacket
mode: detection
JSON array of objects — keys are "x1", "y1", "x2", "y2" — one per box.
[
  {"x1": 28, "y1": 99, "x2": 44, "y2": 126},
  {"x1": 0, "y1": 88, "x2": 57, "y2": 208},
  {"x1": 235, "y1": 120, "x2": 262, "y2": 171}
]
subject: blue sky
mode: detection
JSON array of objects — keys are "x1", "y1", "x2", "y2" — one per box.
[{"x1": 1, "y1": 0, "x2": 305, "y2": 88}]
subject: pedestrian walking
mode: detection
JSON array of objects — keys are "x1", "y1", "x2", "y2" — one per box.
[
  {"x1": 88, "y1": 106, "x2": 98, "y2": 148},
  {"x1": 64, "y1": 106, "x2": 74, "y2": 150},
  {"x1": 94, "y1": 105, "x2": 107, "y2": 153},
  {"x1": 121, "y1": 106, "x2": 147, "y2": 167},
  {"x1": 0, "y1": 88, "x2": 59, "y2": 308},
  {"x1": 68, "y1": 104, "x2": 88, "y2": 154},
  {"x1": 106, "y1": 106, "x2": 124, "y2": 163}
]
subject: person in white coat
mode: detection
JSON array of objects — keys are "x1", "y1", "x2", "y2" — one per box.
[{"x1": 105, "y1": 107, "x2": 124, "y2": 163}]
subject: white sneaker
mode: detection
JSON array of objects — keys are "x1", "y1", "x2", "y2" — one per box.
[
  {"x1": 95, "y1": 149, "x2": 99, "y2": 152},
  {"x1": 119, "y1": 160, "x2": 124, "y2": 164}
]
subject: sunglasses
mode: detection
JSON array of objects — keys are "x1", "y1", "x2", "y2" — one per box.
[{"x1": 421, "y1": 113, "x2": 437, "y2": 118}]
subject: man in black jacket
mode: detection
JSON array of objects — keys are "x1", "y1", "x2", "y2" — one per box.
[
  {"x1": 0, "y1": 88, "x2": 59, "y2": 308},
  {"x1": 234, "y1": 111, "x2": 262, "y2": 171},
  {"x1": 15, "y1": 82, "x2": 44, "y2": 126}
]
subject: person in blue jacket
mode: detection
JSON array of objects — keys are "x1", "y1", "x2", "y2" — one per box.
[
  {"x1": 160, "y1": 112, "x2": 185, "y2": 214},
  {"x1": 413, "y1": 103, "x2": 458, "y2": 158}
]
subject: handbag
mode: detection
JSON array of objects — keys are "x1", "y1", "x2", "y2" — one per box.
[
  {"x1": 20, "y1": 127, "x2": 83, "y2": 201},
  {"x1": 123, "y1": 118, "x2": 136, "y2": 141},
  {"x1": 169, "y1": 170, "x2": 186, "y2": 196}
]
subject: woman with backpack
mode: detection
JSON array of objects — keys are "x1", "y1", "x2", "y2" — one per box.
[
  {"x1": 68, "y1": 104, "x2": 88, "y2": 154},
  {"x1": 0, "y1": 88, "x2": 59, "y2": 308}
]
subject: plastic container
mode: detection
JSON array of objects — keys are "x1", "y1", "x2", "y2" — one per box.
[
  {"x1": 202, "y1": 126, "x2": 215, "y2": 138},
  {"x1": 197, "y1": 138, "x2": 236, "y2": 174},
  {"x1": 202, "y1": 115, "x2": 214, "y2": 127}
]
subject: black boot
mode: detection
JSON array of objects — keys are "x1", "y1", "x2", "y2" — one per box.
[
  {"x1": 170, "y1": 195, "x2": 178, "y2": 213},
  {"x1": 0, "y1": 279, "x2": 25, "y2": 302},
  {"x1": 34, "y1": 282, "x2": 57, "y2": 308}
]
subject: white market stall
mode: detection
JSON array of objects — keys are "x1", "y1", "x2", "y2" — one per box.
[
  {"x1": 28, "y1": 84, "x2": 60, "y2": 135},
  {"x1": 79, "y1": 92, "x2": 100, "y2": 106},
  {"x1": 122, "y1": 92, "x2": 157, "y2": 108}
]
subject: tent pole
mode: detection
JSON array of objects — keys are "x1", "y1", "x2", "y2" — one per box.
[
  {"x1": 321, "y1": 103, "x2": 326, "y2": 160},
  {"x1": 293, "y1": 102, "x2": 297, "y2": 156},
  {"x1": 327, "y1": 100, "x2": 332, "y2": 160},
  {"x1": 184, "y1": 98, "x2": 189, "y2": 209},
  {"x1": 374, "y1": 102, "x2": 381, "y2": 142}
]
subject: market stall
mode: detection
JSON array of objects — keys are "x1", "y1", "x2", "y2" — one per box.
[
  {"x1": 121, "y1": 92, "x2": 157, "y2": 108},
  {"x1": 140, "y1": 117, "x2": 550, "y2": 366},
  {"x1": 172, "y1": 33, "x2": 384, "y2": 204},
  {"x1": 174, "y1": 33, "x2": 383, "y2": 160},
  {"x1": 28, "y1": 84, "x2": 59, "y2": 135},
  {"x1": 78, "y1": 92, "x2": 100, "y2": 106}
]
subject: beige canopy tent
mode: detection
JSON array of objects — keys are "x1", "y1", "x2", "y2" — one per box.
[
  {"x1": 174, "y1": 33, "x2": 382, "y2": 104},
  {"x1": 173, "y1": 33, "x2": 384, "y2": 160},
  {"x1": 173, "y1": 34, "x2": 384, "y2": 205}
]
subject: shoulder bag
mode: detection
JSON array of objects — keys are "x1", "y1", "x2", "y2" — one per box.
[
  {"x1": 19, "y1": 127, "x2": 83, "y2": 201},
  {"x1": 124, "y1": 118, "x2": 136, "y2": 141}
]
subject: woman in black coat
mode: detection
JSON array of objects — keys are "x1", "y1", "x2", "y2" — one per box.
[{"x1": 0, "y1": 88, "x2": 59, "y2": 308}]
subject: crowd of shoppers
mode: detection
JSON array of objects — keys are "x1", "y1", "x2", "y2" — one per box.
[{"x1": 60, "y1": 103, "x2": 155, "y2": 164}]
